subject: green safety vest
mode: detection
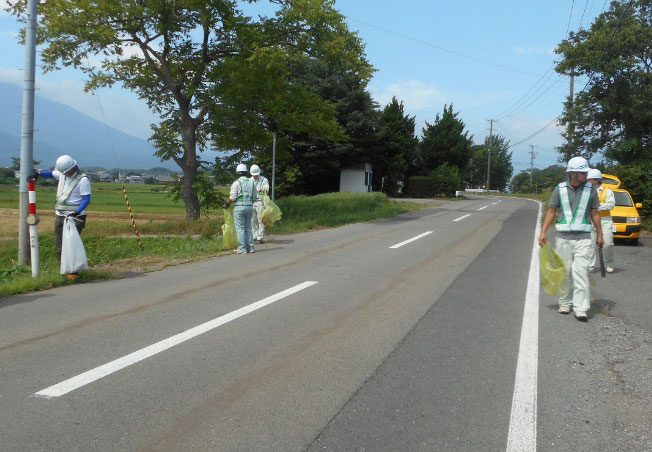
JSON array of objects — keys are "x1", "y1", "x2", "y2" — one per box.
[
  {"x1": 555, "y1": 182, "x2": 593, "y2": 232},
  {"x1": 54, "y1": 172, "x2": 86, "y2": 211},
  {"x1": 234, "y1": 178, "x2": 256, "y2": 206}
]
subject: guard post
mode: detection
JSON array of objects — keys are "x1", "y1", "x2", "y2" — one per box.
[{"x1": 26, "y1": 178, "x2": 40, "y2": 277}]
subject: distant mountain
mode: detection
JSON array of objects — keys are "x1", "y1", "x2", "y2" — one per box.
[{"x1": 0, "y1": 82, "x2": 175, "y2": 170}]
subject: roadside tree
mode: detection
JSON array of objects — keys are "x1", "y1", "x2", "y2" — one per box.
[
  {"x1": 8, "y1": 0, "x2": 371, "y2": 218},
  {"x1": 467, "y1": 135, "x2": 513, "y2": 191},
  {"x1": 555, "y1": 0, "x2": 651, "y2": 163}
]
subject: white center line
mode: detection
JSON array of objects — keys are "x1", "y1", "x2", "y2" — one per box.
[
  {"x1": 34, "y1": 281, "x2": 319, "y2": 399},
  {"x1": 389, "y1": 231, "x2": 433, "y2": 249},
  {"x1": 492, "y1": 201, "x2": 501, "y2": 205},
  {"x1": 506, "y1": 201, "x2": 542, "y2": 452},
  {"x1": 453, "y1": 214, "x2": 471, "y2": 222},
  {"x1": 478, "y1": 205, "x2": 488, "y2": 210}
]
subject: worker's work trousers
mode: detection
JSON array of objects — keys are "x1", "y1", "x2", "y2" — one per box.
[
  {"x1": 251, "y1": 201, "x2": 265, "y2": 241},
  {"x1": 555, "y1": 236, "x2": 593, "y2": 312},
  {"x1": 54, "y1": 214, "x2": 86, "y2": 261},
  {"x1": 233, "y1": 205, "x2": 254, "y2": 254},
  {"x1": 591, "y1": 217, "x2": 614, "y2": 268}
]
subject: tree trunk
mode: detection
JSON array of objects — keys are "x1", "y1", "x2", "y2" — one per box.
[{"x1": 179, "y1": 123, "x2": 201, "y2": 220}]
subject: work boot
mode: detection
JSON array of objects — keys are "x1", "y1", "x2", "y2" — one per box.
[
  {"x1": 574, "y1": 310, "x2": 588, "y2": 321},
  {"x1": 559, "y1": 305, "x2": 571, "y2": 314}
]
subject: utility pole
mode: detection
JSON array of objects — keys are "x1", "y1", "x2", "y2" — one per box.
[
  {"x1": 529, "y1": 145, "x2": 536, "y2": 185},
  {"x1": 18, "y1": 0, "x2": 38, "y2": 265},
  {"x1": 486, "y1": 119, "x2": 493, "y2": 191},
  {"x1": 271, "y1": 133, "x2": 276, "y2": 201},
  {"x1": 568, "y1": 68, "x2": 575, "y2": 156}
]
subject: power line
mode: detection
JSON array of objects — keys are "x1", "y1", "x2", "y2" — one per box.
[{"x1": 345, "y1": 16, "x2": 546, "y2": 78}]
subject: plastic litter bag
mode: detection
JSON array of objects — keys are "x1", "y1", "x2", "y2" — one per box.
[
  {"x1": 221, "y1": 208, "x2": 238, "y2": 250},
  {"x1": 261, "y1": 194, "x2": 282, "y2": 226},
  {"x1": 60, "y1": 217, "x2": 88, "y2": 274},
  {"x1": 539, "y1": 242, "x2": 566, "y2": 296}
]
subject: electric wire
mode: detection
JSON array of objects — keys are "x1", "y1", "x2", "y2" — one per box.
[{"x1": 74, "y1": 22, "x2": 145, "y2": 252}]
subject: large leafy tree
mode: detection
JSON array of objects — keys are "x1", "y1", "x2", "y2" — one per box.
[
  {"x1": 510, "y1": 164, "x2": 566, "y2": 193},
  {"x1": 375, "y1": 97, "x2": 417, "y2": 196},
  {"x1": 555, "y1": 0, "x2": 651, "y2": 164},
  {"x1": 467, "y1": 135, "x2": 513, "y2": 191},
  {"x1": 237, "y1": 56, "x2": 378, "y2": 196},
  {"x1": 8, "y1": 0, "x2": 371, "y2": 218},
  {"x1": 418, "y1": 104, "x2": 473, "y2": 175}
]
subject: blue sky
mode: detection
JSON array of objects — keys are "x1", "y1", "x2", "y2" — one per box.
[{"x1": 0, "y1": 1, "x2": 608, "y2": 175}]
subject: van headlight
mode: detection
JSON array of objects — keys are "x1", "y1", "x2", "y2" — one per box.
[{"x1": 626, "y1": 217, "x2": 640, "y2": 223}]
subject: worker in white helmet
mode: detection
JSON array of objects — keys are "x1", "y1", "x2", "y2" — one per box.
[
  {"x1": 587, "y1": 168, "x2": 615, "y2": 273},
  {"x1": 249, "y1": 164, "x2": 269, "y2": 244},
  {"x1": 31, "y1": 155, "x2": 91, "y2": 275},
  {"x1": 223, "y1": 163, "x2": 258, "y2": 254},
  {"x1": 539, "y1": 156, "x2": 604, "y2": 321}
]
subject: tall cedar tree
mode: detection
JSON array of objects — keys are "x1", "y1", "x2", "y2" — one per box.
[
  {"x1": 555, "y1": 0, "x2": 651, "y2": 164},
  {"x1": 419, "y1": 104, "x2": 473, "y2": 174},
  {"x1": 8, "y1": 0, "x2": 372, "y2": 218},
  {"x1": 375, "y1": 97, "x2": 418, "y2": 196}
]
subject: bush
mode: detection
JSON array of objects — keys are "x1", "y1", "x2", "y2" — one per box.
[
  {"x1": 609, "y1": 162, "x2": 652, "y2": 220},
  {"x1": 407, "y1": 163, "x2": 461, "y2": 198}
]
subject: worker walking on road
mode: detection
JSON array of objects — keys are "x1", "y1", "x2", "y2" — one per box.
[
  {"x1": 249, "y1": 164, "x2": 269, "y2": 244},
  {"x1": 587, "y1": 169, "x2": 615, "y2": 273},
  {"x1": 223, "y1": 164, "x2": 258, "y2": 254},
  {"x1": 539, "y1": 157, "x2": 604, "y2": 321},
  {"x1": 31, "y1": 155, "x2": 91, "y2": 272}
]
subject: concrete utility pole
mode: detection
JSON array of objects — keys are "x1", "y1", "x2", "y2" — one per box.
[
  {"x1": 568, "y1": 68, "x2": 575, "y2": 155},
  {"x1": 271, "y1": 133, "x2": 276, "y2": 201},
  {"x1": 486, "y1": 119, "x2": 493, "y2": 191},
  {"x1": 18, "y1": 0, "x2": 38, "y2": 265},
  {"x1": 529, "y1": 145, "x2": 536, "y2": 185}
]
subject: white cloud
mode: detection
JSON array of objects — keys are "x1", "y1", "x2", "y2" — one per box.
[{"x1": 370, "y1": 80, "x2": 446, "y2": 111}]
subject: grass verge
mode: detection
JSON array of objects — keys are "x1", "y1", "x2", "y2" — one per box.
[{"x1": 1, "y1": 192, "x2": 422, "y2": 296}]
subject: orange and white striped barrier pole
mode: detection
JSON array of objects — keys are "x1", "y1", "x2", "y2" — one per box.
[{"x1": 26, "y1": 178, "x2": 40, "y2": 276}]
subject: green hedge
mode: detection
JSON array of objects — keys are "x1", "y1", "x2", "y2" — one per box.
[{"x1": 407, "y1": 163, "x2": 460, "y2": 198}]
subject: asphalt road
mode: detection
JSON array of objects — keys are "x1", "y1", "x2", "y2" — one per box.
[{"x1": 1, "y1": 196, "x2": 650, "y2": 451}]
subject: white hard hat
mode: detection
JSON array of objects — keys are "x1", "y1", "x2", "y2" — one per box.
[
  {"x1": 55, "y1": 155, "x2": 77, "y2": 173},
  {"x1": 250, "y1": 164, "x2": 261, "y2": 175},
  {"x1": 236, "y1": 163, "x2": 248, "y2": 173},
  {"x1": 587, "y1": 168, "x2": 602, "y2": 180},
  {"x1": 566, "y1": 156, "x2": 590, "y2": 172}
]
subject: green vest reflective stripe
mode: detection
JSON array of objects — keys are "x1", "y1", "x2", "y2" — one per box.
[
  {"x1": 555, "y1": 182, "x2": 593, "y2": 232},
  {"x1": 54, "y1": 173, "x2": 86, "y2": 211},
  {"x1": 234, "y1": 178, "x2": 256, "y2": 206}
]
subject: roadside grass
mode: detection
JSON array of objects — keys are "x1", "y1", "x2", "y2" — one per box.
[{"x1": 0, "y1": 190, "x2": 422, "y2": 296}]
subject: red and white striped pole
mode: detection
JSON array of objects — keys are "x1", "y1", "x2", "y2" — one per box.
[{"x1": 26, "y1": 178, "x2": 40, "y2": 276}]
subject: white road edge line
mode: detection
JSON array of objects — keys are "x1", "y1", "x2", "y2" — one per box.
[
  {"x1": 453, "y1": 214, "x2": 471, "y2": 222},
  {"x1": 506, "y1": 200, "x2": 542, "y2": 452},
  {"x1": 34, "y1": 281, "x2": 319, "y2": 399},
  {"x1": 478, "y1": 205, "x2": 488, "y2": 210},
  {"x1": 389, "y1": 231, "x2": 433, "y2": 249}
]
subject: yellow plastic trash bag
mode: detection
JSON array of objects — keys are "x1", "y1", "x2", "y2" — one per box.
[
  {"x1": 221, "y1": 208, "x2": 238, "y2": 250},
  {"x1": 261, "y1": 194, "x2": 282, "y2": 226},
  {"x1": 539, "y1": 242, "x2": 566, "y2": 296}
]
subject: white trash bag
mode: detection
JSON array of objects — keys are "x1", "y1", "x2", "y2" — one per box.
[{"x1": 60, "y1": 217, "x2": 88, "y2": 274}]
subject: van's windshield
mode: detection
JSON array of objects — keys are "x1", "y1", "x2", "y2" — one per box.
[{"x1": 614, "y1": 192, "x2": 633, "y2": 207}]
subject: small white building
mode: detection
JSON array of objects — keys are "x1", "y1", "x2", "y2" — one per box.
[{"x1": 339, "y1": 163, "x2": 372, "y2": 193}]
